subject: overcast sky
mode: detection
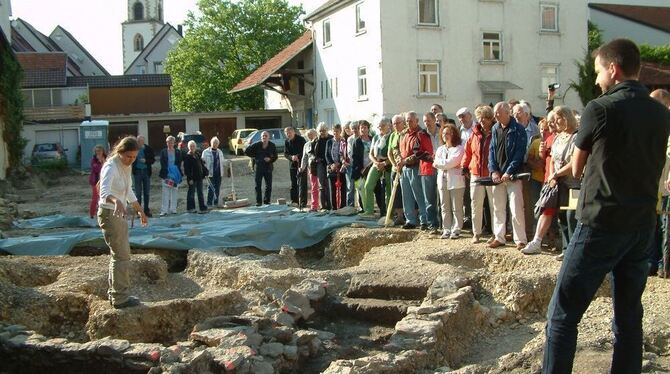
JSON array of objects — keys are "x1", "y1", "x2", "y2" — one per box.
[{"x1": 11, "y1": 0, "x2": 321, "y2": 75}]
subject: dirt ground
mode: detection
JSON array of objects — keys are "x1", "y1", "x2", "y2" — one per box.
[{"x1": 1, "y1": 159, "x2": 670, "y2": 373}]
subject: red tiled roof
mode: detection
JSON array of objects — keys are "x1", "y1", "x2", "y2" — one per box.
[
  {"x1": 16, "y1": 52, "x2": 68, "y2": 88},
  {"x1": 640, "y1": 62, "x2": 670, "y2": 86},
  {"x1": 229, "y1": 30, "x2": 312, "y2": 93},
  {"x1": 589, "y1": 4, "x2": 670, "y2": 33}
]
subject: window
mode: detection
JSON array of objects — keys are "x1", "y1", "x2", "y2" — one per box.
[
  {"x1": 540, "y1": 4, "x2": 558, "y2": 32},
  {"x1": 541, "y1": 65, "x2": 559, "y2": 93},
  {"x1": 325, "y1": 109, "x2": 335, "y2": 125},
  {"x1": 137, "y1": 65, "x2": 146, "y2": 74},
  {"x1": 482, "y1": 32, "x2": 502, "y2": 61},
  {"x1": 329, "y1": 78, "x2": 334, "y2": 98},
  {"x1": 133, "y1": 1, "x2": 144, "y2": 20},
  {"x1": 325, "y1": 79, "x2": 330, "y2": 99},
  {"x1": 322, "y1": 19, "x2": 331, "y2": 47},
  {"x1": 418, "y1": 0, "x2": 438, "y2": 25},
  {"x1": 321, "y1": 81, "x2": 324, "y2": 100},
  {"x1": 134, "y1": 34, "x2": 144, "y2": 51},
  {"x1": 356, "y1": 2, "x2": 366, "y2": 33},
  {"x1": 153, "y1": 61, "x2": 164, "y2": 73},
  {"x1": 335, "y1": 78, "x2": 338, "y2": 97},
  {"x1": 22, "y1": 90, "x2": 33, "y2": 108},
  {"x1": 33, "y1": 90, "x2": 51, "y2": 107},
  {"x1": 51, "y1": 89, "x2": 62, "y2": 106},
  {"x1": 418, "y1": 62, "x2": 440, "y2": 95},
  {"x1": 357, "y1": 67, "x2": 367, "y2": 100}
]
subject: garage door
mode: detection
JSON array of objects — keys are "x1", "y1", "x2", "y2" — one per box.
[{"x1": 35, "y1": 129, "x2": 79, "y2": 166}]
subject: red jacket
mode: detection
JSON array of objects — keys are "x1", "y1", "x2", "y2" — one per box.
[
  {"x1": 400, "y1": 127, "x2": 434, "y2": 176},
  {"x1": 461, "y1": 124, "x2": 492, "y2": 177}
]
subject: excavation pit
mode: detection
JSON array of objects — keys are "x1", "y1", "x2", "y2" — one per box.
[{"x1": 1, "y1": 226, "x2": 670, "y2": 373}]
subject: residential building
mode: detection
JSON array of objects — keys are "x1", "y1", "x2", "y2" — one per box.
[
  {"x1": 11, "y1": 18, "x2": 108, "y2": 76},
  {"x1": 588, "y1": 3, "x2": 670, "y2": 46},
  {"x1": 301, "y1": 0, "x2": 586, "y2": 124},
  {"x1": 229, "y1": 30, "x2": 314, "y2": 129},
  {"x1": 122, "y1": 0, "x2": 182, "y2": 74}
]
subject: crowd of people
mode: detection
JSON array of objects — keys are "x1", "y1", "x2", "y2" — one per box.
[
  {"x1": 89, "y1": 38, "x2": 670, "y2": 374},
  {"x1": 281, "y1": 94, "x2": 586, "y2": 259}
]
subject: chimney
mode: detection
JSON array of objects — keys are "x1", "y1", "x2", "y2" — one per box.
[{"x1": 177, "y1": 25, "x2": 183, "y2": 36}]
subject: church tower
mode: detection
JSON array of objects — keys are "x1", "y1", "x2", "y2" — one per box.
[{"x1": 122, "y1": 0, "x2": 164, "y2": 73}]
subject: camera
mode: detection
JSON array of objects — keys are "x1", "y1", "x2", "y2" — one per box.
[{"x1": 548, "y1": 83, "x2": 560, "y2": 90}]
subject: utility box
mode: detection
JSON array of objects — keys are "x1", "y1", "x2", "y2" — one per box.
[{"x1": 80, "y1": 120, "x2": 109, "y2": 171}]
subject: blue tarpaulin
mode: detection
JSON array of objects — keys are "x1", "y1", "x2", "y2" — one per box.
[{"x1": 0, "y1": 206, "x2": 377, "y2": 256}]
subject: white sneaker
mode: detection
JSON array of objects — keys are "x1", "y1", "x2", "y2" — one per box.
[
  {"x1": 440, "y1": 230, "x2": 451, "y2": 239},
  {"x1": 521, "y1": 240, "x2": 542, "y2": 255},
  {"x1": 450, "y1": 230, "x2": 461, "y2": 239}
]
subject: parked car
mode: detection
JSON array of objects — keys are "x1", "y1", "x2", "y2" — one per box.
[
  {"x1": 31, "y1": 143, "x2": 67, "y2": 165},
  {"x1": 228, "y1": 128, "x2": 258, "y2": 155},
  {"x1": 241, "y1": 128, "x2": 287, "y2": 154},
  {"x1": 177, "y1": 133, "x2": 207, "y2": 152}
]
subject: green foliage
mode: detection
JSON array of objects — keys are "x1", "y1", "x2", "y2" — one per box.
[
  {"x1": 166, "y1": 0, "x2": 305, "y2": 112},
  {"x1": 570, "y1": 21, "x2": 603, "y2": 107},
  {"x1": 0, "y1": 43, "x2": 27, "y2": 170},
  {"x1": 640, "y1": 44, "x2": 670, "y2": 66}
]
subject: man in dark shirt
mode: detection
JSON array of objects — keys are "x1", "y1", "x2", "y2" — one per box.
[
  {"x1": 488, "y1": 102, "x2": 528, "y2": 249},
  {"x1": 284, "y1": 127, "x2": 307, "y2": 208},
  {"x1": 132, "y1": 135, "x2": 155, "y2": 217},
  {"x1": 245, "y1": 131, "x2": 278, "y2": 206},
  {"x1": 542, "y1": 39, "x2": 670, "y2": 374}
]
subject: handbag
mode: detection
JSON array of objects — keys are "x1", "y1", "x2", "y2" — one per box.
[{"x1": 534, "y1": 183, "x2": 559, "y2": 218}]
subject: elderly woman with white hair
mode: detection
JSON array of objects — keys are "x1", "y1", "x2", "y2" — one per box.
[
  {"x1": 158, "y1": 135, "x2": 182, "y2": 216},
  {"x1": 202, "y1": 136, "x2": 228, "y2": 207},
  {"x1": 183, "y1": 140, "x2": 208, "y2": 213},
  {"x1": 299, "y1": 128, "x2": 319, "y2": 210}
]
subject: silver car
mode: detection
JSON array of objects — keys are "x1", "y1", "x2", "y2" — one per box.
[{"x1": 241, "y1": 128, "x2": 286, "y2": 154}]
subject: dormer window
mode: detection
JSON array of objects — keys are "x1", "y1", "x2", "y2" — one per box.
[{"x1": 133, "y1": 1, "x2": 144, "y2": 20}]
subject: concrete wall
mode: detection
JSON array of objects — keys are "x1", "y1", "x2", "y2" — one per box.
[
  {"x1": 20, "y1": 110, "x2": 291, "y2": 166},
  {"x1": 311, "y1": 0, "x2": 586, "y2": 121},
  {"x1": 589, "y1": 8, "x2": 670, "y2": 46},
  {"x1": 312, "y1": 0, "x2": 384, "y2": 125}
]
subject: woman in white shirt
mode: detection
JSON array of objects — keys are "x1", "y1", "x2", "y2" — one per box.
[
  {"x1": 433, "y1": 122, "x2": 466, "y2": 239},
  {"x1": 97, "y1": 136, "x2": 148, "y2": 309}
]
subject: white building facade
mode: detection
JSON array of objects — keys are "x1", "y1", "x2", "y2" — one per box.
[
  {"x1": 122, "y1": 0, "x2": 165, "y2": 72},
  {"x1": 306, "y1": 0, "x2": 587, "y2": 124}
]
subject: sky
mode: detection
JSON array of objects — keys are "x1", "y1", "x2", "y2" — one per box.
[{"x1": 10, "y1": 0, "x2": 322, "y2": 75}]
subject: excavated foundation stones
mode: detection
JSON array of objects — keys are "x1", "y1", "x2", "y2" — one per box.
[{"x1": 1, "y1": 227, "x2": 669, "y2": 373}]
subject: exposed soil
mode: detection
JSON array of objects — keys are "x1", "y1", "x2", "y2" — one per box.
[{"x1": 1, "y1": 160, "x2": 669, "y2": 373}]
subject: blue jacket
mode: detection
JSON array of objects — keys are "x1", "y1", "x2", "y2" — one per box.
[{"x1": 489, "y1": 118, "x2": 527, "y2": 176}]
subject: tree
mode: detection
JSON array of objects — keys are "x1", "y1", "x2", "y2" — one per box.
[
  {"x1": 0, "y1": 42, "x2": 27, "y2": 170},
  {"x1": 166, "y1": 0, "x2": 305, "y2": 112},
  {"x1": 640, "y1": 44, "x2": 670, "y2": 66},
  {"x1": 569, "y1": 21, "x2": 603, "y2": 107}
]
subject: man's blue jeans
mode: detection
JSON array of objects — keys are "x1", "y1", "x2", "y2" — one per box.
[
  {"x1": 421, "y1": 174, "x2": 438, "y2": 227},
  {"x1": 133, "y1": 168, "x2": 150, "y2": 213},
  {"x1": 542, "y1": 222, "x2": 653, "y2": 374},
  {"x1": 401, "y1": 166, "x2": 426, "y2": 226}
]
